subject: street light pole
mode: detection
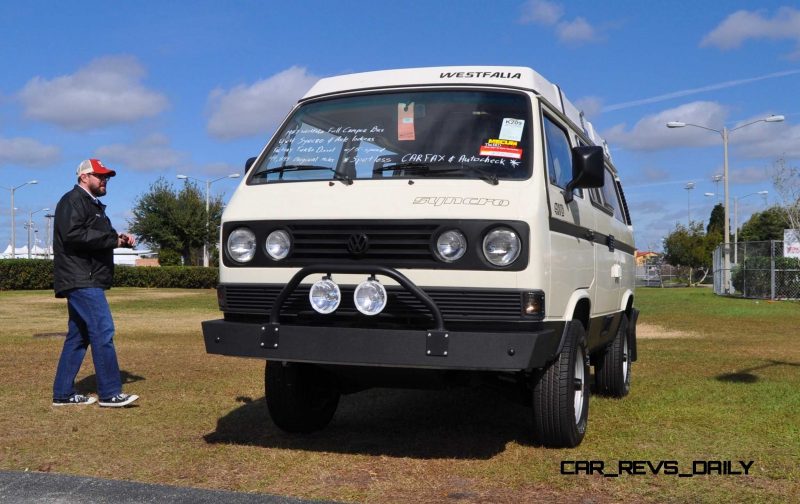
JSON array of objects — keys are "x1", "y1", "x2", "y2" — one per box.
[
  {"x1": 44, "y1": 213, "x2": 55, "y2": 259},
  {"x1": 1, "y1": 180, "x2": 38, "y2": 259},
  {"x1": 176, "y1": 173, "x2": 240, "y2": 267},
  {"x1": 666, "y1": 115, "x2": 784, "y2": 294},
  {"x1": 205, "y1": 178, "x2": 210, "y2": 268},
  {"x1": 27, "y1": 207, "x2": 50, "y2": 258}
]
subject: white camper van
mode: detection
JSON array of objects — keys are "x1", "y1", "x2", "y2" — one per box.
[{"x1": 202, "y1": 66, "x2": 638, "y2": 448}]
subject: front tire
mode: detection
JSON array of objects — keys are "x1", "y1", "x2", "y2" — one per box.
[
  {"x1": 594, "y1": 314, "x2": 631, "y2": 398},
  {"x1": 531, "y1": 320, "x2": 590, "y2": 448},
  {"x1": 265, "y1": 362, "x2": 340, "y2": 433}
]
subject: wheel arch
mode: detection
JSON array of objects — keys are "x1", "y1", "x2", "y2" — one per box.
[
  {"x1": 554, "y1": 289, "x2": 591, "y2": 356},
  {"x1": 621, "y1": 288, "x2": 634, "y2": 314}
]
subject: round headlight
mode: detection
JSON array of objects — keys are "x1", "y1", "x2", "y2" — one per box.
[
  {"x1": 435, "y1": 229, "x2": 467, "y2": 262},
  {"x1": 266, "y1": 229, "x2": 291, "y2": 260},
  {"x1": 309, "y1": 278, "x2": 341, "y2": 314},
  {"x1": 483, "y1": 228, "x2": 521, "y2": 266},
  {"x1": 353, "y1": 278, "x2": 387, "y2": 316},
  {"x1": 227, "y1": 228, "x2": 256, "y2": 263}
]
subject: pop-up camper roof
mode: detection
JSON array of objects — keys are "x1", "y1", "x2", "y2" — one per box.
[{"x1": 302, "y1": 66, "x2": 611, "y2": 160}]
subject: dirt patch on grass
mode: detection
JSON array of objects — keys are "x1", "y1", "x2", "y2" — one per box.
[
  {"x1": 637, "y1": 323, "x2": 700, "y2": 339},
  {"x1": 107, "y1": 289, "x2": 212, "y2": 302}
]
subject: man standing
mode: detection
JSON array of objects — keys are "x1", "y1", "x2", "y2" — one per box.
[{"x1": 52, "y1": 159, "x2": 139, "y2": 407}]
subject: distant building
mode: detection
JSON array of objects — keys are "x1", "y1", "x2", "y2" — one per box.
[
  {"x1": 111, "y1": 248, "x2": 157, "y2": 266},
  {"x1": 635, "y1": 250, "x2": 660, "y2": 267}
]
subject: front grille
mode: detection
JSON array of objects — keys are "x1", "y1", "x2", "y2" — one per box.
[
  {"x1": 289, "y1": 223, "x2": 437, "y2": 260},
  {"x1": 222, "y1": 284, "x2": 525, "y2": 322}
]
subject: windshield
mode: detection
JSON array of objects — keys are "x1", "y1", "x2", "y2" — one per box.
[{"x1": 250, "y1": 90, "x2": 532, "y2": 184}]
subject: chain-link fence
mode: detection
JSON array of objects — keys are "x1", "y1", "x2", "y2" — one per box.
[
  {"x1": 713, "y1": 240, "x2": 800, "y2": 299},
  {"x1": 635, "y1": 261, "x2": 701, "y2": 287}
]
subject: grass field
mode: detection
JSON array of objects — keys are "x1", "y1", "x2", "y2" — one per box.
[{"x1": 0, "y1": 287, "x2": 797, "y2": 503}]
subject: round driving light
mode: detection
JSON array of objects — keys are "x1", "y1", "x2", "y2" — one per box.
[
  {"x1": 227, "y1": 228, "x2": 256, "y2": 263},
  {"x1": 266, "y1": 229, "x2": 291, "y2": 260},
  {"x1": 309, "y1": 278, "x2": 341, "y2": 314},
  {"x1": 483, "y1": 228, "x2": 521, "y2": 266},
  {"x1": 435, "y1": 229, "x2": 467, "y2": 262},
  {"x1": 353, "y1": 278, "x2": 387, "y2": 316}
]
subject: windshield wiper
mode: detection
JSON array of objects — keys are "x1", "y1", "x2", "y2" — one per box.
[
  {"x1": 374, "y1": 163, "x2": 498, "y2": 185},
  {"x1": 259, "y1": 165, "x2": 353, "y2": 185}
]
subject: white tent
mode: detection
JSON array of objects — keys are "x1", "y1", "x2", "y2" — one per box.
[{"x1": 0, "y1": 244, "x2": 48, "y2": 259}]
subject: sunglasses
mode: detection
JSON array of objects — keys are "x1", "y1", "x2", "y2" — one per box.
[{"x1": 87, "y1": 173, "x2": 112, "y2": 181}]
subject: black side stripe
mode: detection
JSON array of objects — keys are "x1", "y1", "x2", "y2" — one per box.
[{"x1": 548, "y1": 217, "x2": 636, "y2": 256}]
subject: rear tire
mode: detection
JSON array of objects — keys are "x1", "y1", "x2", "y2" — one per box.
[
  {"x1": 265, "y1": 362, "x2": 340, "y2": 433},
  {"x1": 531, "y1": 320, "x2": 590, "y2": 448},
  {"x1": 594, "y1": 314, "x2": 631, "y2": 398}
]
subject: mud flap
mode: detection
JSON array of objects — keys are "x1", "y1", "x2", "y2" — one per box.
[{"x1": 628, "y1": 308, "x2": 639, "y2": 362}]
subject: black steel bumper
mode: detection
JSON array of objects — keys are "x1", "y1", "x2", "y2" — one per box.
[
  {"x1": 202, "y1": 319, "x2": 558, "y2": 371},
  {"x1": 203, "y1": 264, "x2": 557, "y2": 371}
]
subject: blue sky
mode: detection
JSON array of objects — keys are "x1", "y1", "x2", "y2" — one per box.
[{"x1": 1, "y1": 0, "x2": 798, "y2": 253}]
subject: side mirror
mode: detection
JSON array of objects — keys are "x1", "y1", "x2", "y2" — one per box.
[
  {"x1": 564, "y1": 146, "x2": 604, "y2": 203},
  {"x1": 245, "y1": 157, "x2": 257, "y2": 173}
]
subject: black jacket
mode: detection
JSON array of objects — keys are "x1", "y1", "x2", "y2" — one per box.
[{"x1": 53, "y1": 185, "x2": 119, "y2": 297}]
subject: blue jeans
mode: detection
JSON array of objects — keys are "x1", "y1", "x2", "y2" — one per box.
[{"x1": 53, "y1": 288, "x2": 122, "y2": 401}]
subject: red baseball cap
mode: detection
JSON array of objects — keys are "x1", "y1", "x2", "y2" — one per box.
[{"x1": 77, "y1": 159, "x2": 116, "y2": 177}]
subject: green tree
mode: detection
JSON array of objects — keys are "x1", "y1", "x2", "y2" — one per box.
[
  {"x1": 707, "y1": 203, "x2": 725, "y2": 237},
  {"x1": 663, "y1": 222, "x2": 716, "y2": 286},
  {"x1": 128, "y1": 177, "x2": 225, "y2": 266},
  {"x1": 705, "y1": 203, "x2": 725, "y2": 256},
  {"x1": 739, "y1": 205, "x2": 789, "y2": 242}
]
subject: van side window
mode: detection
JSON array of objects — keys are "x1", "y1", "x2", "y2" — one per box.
[
  {"x1": 589, "y1": 188, "x2": 604, "y2": 206},
  {"x1": 616, "y1": 179, "x2": 632, "y2": 225},
  {"x1": 601, "y1": 168, "x2": 625, "y2": 222},
  {"x1": 543, "y1": 116, "x2": 573, "y2": 191}
]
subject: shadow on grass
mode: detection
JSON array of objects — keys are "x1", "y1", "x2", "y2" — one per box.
[
  {"x1": 75, "y1": 369, "x2": 146, "y2": 393},
  {"x1": 715, "y1": 359, "x2": 800, "y2": 383},
  {"x1": 204, "y1": 387, "x2": 532, "y2": 459}
]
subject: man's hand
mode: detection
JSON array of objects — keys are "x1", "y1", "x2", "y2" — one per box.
[{"x1": 118, "y1": 233, "x2": 136, "y2": 248}]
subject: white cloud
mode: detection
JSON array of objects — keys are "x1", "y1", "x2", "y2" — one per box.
[
  {"x1": 700, "y1": 7, "x2": 800, "y2": 59},
  {"x1": 95, "y1": 134, "x2": 182, "y2": 172},
  {"x1": 207, "y1": 66, "x2": 319, "y2": 140},
  {"x1": 737, "y1": 122, "x2": 800, "y2": 158},
  {"x1": 520, "y1": 0, "x2": 563, "y2": 25},
  {"x1": 519, "y1": 0, "x2": 601, "y2": 46},
  {"x1": 557, "y1": 17, "x2": 600, "y2": 45},
  {"x1": 17, "y1": 55, "x2": 168, "y2": 130},
  {"x1": 603, "y1": 101, "x2": 728, "y2": 151},
  {"x1": 0, "y1": 136, "x2": 60, "y2": 167}
]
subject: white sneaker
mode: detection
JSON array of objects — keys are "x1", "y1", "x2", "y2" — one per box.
[
  {"x1": 99, "y1": 393, "x2": 139, "y2": 407},
  {"x1": 52, "y1": 394, "x2": 97, "y2": 406}
]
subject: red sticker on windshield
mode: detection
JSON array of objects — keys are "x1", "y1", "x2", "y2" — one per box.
[
  {"x1": 398, "y1": 103, "x2": 415, "y2": 141},
  {"x1": 479, "y1": 144, "x2": 522, "y2": 159}
]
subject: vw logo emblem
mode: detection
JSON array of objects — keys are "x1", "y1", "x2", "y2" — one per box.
[{"x1": 346, "y1": 233, "x2": 370, "y2": 256}]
